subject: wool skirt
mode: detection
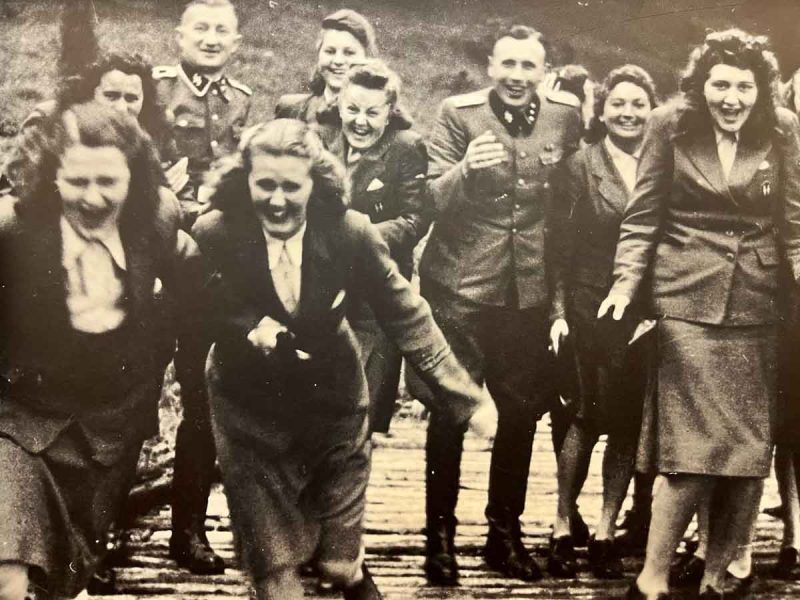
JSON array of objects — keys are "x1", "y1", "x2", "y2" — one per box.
[
  {"x1": 0, "y1": 426, "x2": 142, "y2": 598},
  {"x1": 649, "y1": 317, "x2": 777, "y2": 478}
]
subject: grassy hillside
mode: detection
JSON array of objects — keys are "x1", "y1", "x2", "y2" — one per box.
[{"x1": 1, "y1": 0, "x2": 800, "y2": 150}]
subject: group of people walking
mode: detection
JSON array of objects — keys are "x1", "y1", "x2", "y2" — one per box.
[{"x1": 1, "y1": 1, "x2": 800, "y2": 599}]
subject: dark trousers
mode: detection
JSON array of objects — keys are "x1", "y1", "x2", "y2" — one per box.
[{"x1": 422, "y1": 282, "x2": 556, "y2": 522}]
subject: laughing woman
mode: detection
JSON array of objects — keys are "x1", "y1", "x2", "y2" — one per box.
[
  {"x1": 0, "y1": 102, "x2": 200, "y2": 600},
  {"x1": 275, "y1": 9, "x2": 376, "y2": 145},
  {"x1": 329, "y1": 59, "x2": 431, "y2": 432},
  {"x1": 546, "y1": 64, "x2": 657, "y2": 580},
  {"x1": 598, "y1": 30, "x2": 800, "y2": 599}
]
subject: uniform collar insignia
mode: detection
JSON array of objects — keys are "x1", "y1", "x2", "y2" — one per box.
[
  {"x1": 180, "y1": 63, "x2": 230, "y2": 102},
  {"x1": 489, "y1": 89, "x2": 539, "y2": 138}
]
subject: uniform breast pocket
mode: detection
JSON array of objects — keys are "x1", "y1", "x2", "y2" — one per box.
[
  {"x1": 172, "y1": 114, "x2": 208, "y2": 159},
  {"x1": 755, "y1": 246, "x2": 780, "y2": 269}
]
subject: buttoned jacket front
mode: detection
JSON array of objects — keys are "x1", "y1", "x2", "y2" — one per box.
[
  {"x1": 609, "y1": 102, "x2": 800, "y2": 325},
  {"x1": 153, "y1": 65, "x2": 251, "y2": 182},
  {"x1": 420, "y1": 87, "x2": 582, "y2": 308}
]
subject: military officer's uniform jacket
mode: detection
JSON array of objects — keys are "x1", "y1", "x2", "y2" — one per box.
[
  {"x1": 420, "y1": 87, "x2": 582, "y2": 309},
  {"x1": 153, "y1": 64, "x2": 252, "y2": 221}
]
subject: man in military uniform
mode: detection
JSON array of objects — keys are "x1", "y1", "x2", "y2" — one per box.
[
  {"x1": 153, "y1": 0, "x2": 251, "y2": 575},
  {"x1": 154, "y1": 0, "x2": 251, "y2": 227},
  {"x1": 419, "y1": 25, "x2": 583, "y2": 585}
]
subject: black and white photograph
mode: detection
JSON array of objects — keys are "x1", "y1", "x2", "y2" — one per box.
[{"x1": 2, "y1": 0, "x2": 800, "y2": 598}]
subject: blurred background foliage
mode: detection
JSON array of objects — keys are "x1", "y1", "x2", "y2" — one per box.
[{"x1": 2, "y1": 0, "x2": 800, "y2": 153}]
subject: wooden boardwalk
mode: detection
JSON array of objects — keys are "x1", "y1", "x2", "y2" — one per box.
[{"x1": 95, "y1": 415, "x2": 800, "y2": 599}]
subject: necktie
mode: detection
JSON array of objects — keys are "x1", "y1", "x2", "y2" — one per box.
[
  {"x1": 718, "y1": 132, "x2": 737, "y2": 182},
  {"x1": 273, "y1": 243, "x2": 298, "y2": 316}
]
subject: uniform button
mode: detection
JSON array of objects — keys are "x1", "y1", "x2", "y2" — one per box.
[
  {"x1": 512, "y1": 227, "x2": 518, "y2": 234},
  {"x1": 211, "y1": 114, "x2": 219, "y2": 121},
  {"x1": 518, "y1": 178, "x2": 525, "y2": 186},
  {"x1": 210, "y1": 140, "x2": 219, "y2": 148},
  {"x1": 177, "y1": 119, "x2": 188, "y2": 127},
  {"x1": 520, "y1": 151, "x2": 528, "y2": 158},
  {"x1": 211, "y1": 89, "x2": 218, "y2": 95},
  {"x1": 726, "y1": 252, "x2": 735, "y2": 261},
  {"x1": 726, "y1": 230, "x2": 734, "y2": 236},
  {"x1": 514, "y1": 204, "x2": 521, "y2": 209}
]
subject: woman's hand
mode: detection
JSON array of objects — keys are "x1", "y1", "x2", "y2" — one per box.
[
  {"x1": 549, "y1": 318, "x2": 570, "y2": 356},
  {"x1": 468, "y1": 391, "x2": 498, "y2": 440},
  {"x1": 597, "y1": 294, "x2": 630, "y2": 321},
  {"x1": 247, "y1": 316, "x2": 288, "y2": 356},
  {"x1": 165, "y1": 156, "x2": 189, "y2": 194}
]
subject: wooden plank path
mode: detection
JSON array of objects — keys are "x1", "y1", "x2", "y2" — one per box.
[{"x1": 94, "y1": 415, "x2": 800, "y2": 599}]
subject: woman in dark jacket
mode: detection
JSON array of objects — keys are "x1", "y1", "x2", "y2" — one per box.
[
  {"x1": 192, "y1": 118, "x2": 494, "y2": 600},
  {"x1": 546, "y1": 65, "x2": 657, "y2": 580},
  {"x1": 0, "y1": 101, "x2": 199, "y2": 600},
  {"x1": 274, "y1": 9, "x2": 376, "y2": 146},
  {"x1": 598, "y1": 30, "x2": 800, "y2": 598},
  {"x1": 329, "y1": 59, "x2": 432, "y2": 432}
]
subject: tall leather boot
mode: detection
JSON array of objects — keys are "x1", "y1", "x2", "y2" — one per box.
[
  {"x1": 169, "y1": 419, "x2": 225, "y2": 574},
  {"x1": 484, "y1": 508, "x2": 542, "y2": 581},
  {"x1": 424, "y1": 410, "x2": 465, "y2": 586}
]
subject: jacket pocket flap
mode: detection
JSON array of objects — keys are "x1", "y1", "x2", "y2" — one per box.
[{"x1": 755, "y1": 246, "x2": 780, "y2": 266}]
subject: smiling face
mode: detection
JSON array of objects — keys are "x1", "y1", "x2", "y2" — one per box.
[
  {"x1": 339, "y1": 83, "x2": 391, "y2": 150},
  {"x1": 601, "y1": 81, "x2": 653, "y2": 147},
  {"x1": 93, "y1": 70, "x2": 144, "y2": 118},
  {"x1": 57, "y1": 145, "x2": 131, "y2": 240},
  {"x1": 317, "y1": 29, "x2": 367, "y2": 94},
  {"x1": 249, "y1": 153, "x2": 313, "y2": 240},
  {"x1": 703, "y1": 63, "x2": 758, "y2": 133},
  {"x1": 488, "y1": 35, "x2": 546, "y2": 107},
  {"x1": 177, "y1": 4, "x2": 241, "y2": 75}
]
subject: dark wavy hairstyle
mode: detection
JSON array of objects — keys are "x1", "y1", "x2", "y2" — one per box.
[
  {"x1": 205, "y1": 118, "x2": 348, "y2": 223},
  {"x1": 15, "y1": 101, "x2": 164, "y2": 238},
  {"x1": 57, "y1": 51, "x2": 173, "y2": 159},
  {"x1": 308, "y1": 9, "x2": 377, "y2": 96},
  {"x1": 677, "y1": 28, "x2": 781, "y2": 141},
  {"x1": 586, "y1": 64, "x2": 658, "y2": 143},
  {"x1": 318, "y1": 58, "x2": 413, "y2": 131}
]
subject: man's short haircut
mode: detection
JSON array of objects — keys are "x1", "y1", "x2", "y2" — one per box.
[
  {"x1": 181, "y1": 0, "x2": 238, "y2": 27},
  {"x1": 492, "y1": 25, "x2": 546, "y2": 56}
]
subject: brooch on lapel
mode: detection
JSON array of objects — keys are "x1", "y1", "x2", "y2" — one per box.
[
  {"x1": 366, "y1": 178, "x2": 384, "y2": 191},
  {"x1": 758, "y1": 160, "x2": 771, "y2": 171}
]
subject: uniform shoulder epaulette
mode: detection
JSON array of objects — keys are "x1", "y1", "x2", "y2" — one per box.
[
  {"x1": 152, "y1": 65, "x2": 178, "y2": 80},
  {"x1": 450, "y1": 90, "x2": 487, "y2": 109},
  {"x1": 546, "y1": 89, "x2": 581, "y2": 108},
  {"x1": 227, "y1": 77, "x2": 252, "y2": 96}
]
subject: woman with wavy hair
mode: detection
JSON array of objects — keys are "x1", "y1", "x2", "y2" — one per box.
[
  {"x1": 546, "y1": 64, "x2": 658, "y2": 581},
  {"x1": 192, "y1": 118, "x2": 494, "y2": 600},
  {"x1": 0, "y1": 101, "x2": 199, "y2": 600},
  {"x1": 274, "y1": 9, "x2": 376, "y2": 145},
  {"x1": 598, "y1": 30, "x2": 800, "y2": 598}
]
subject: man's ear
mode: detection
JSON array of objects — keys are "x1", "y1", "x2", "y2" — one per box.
[{"x1": 230, "y1": 33, "x2": 243, "y2": 55}]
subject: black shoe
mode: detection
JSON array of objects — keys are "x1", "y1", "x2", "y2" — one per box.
[
  {"x1": 698, "y1": 585, "x2": 723, "y2": 599},
  {"x1": 547, "y1": 535, "x2": 577, "y2": 579},
  {"x1": 622, "y1": 581, "x2": 669, "y2": 599},
  {"x1": 725, "y1": 572, "x2": 755, "y2": 598},
  {"x1": 484, "y1": 512, "x2": 543, "y2": 581},
  {"x1": 423, "y1": 515, "x2": 458, "y2": 586},
  {"x1": 571, "y1": 508, "x2": 591, "y2": 548},
  {"x1": 169, "y1": 530, "x2": 226, "y2": 575},
  {"x1": 773, "y1": 547, "x2": 800, "y2": 580},
  {"x1": 669, "y1": 554, "x2": 705, "y2": 587},
  {"x1": 588, "y1": 535, "x2": 624, "y2": 579},
  {"x1": 763, "y1": 503, "x2": 786, "y2": 520},
  {"x1": 87, "y1": 563, "x2": 116, "y2": 595},
  {"x1": 615, "y1": 509, "x2": 650, "y2": 557},
  {"x1": 343, "y1": 565, "x2": 383, "y2": 600}
]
